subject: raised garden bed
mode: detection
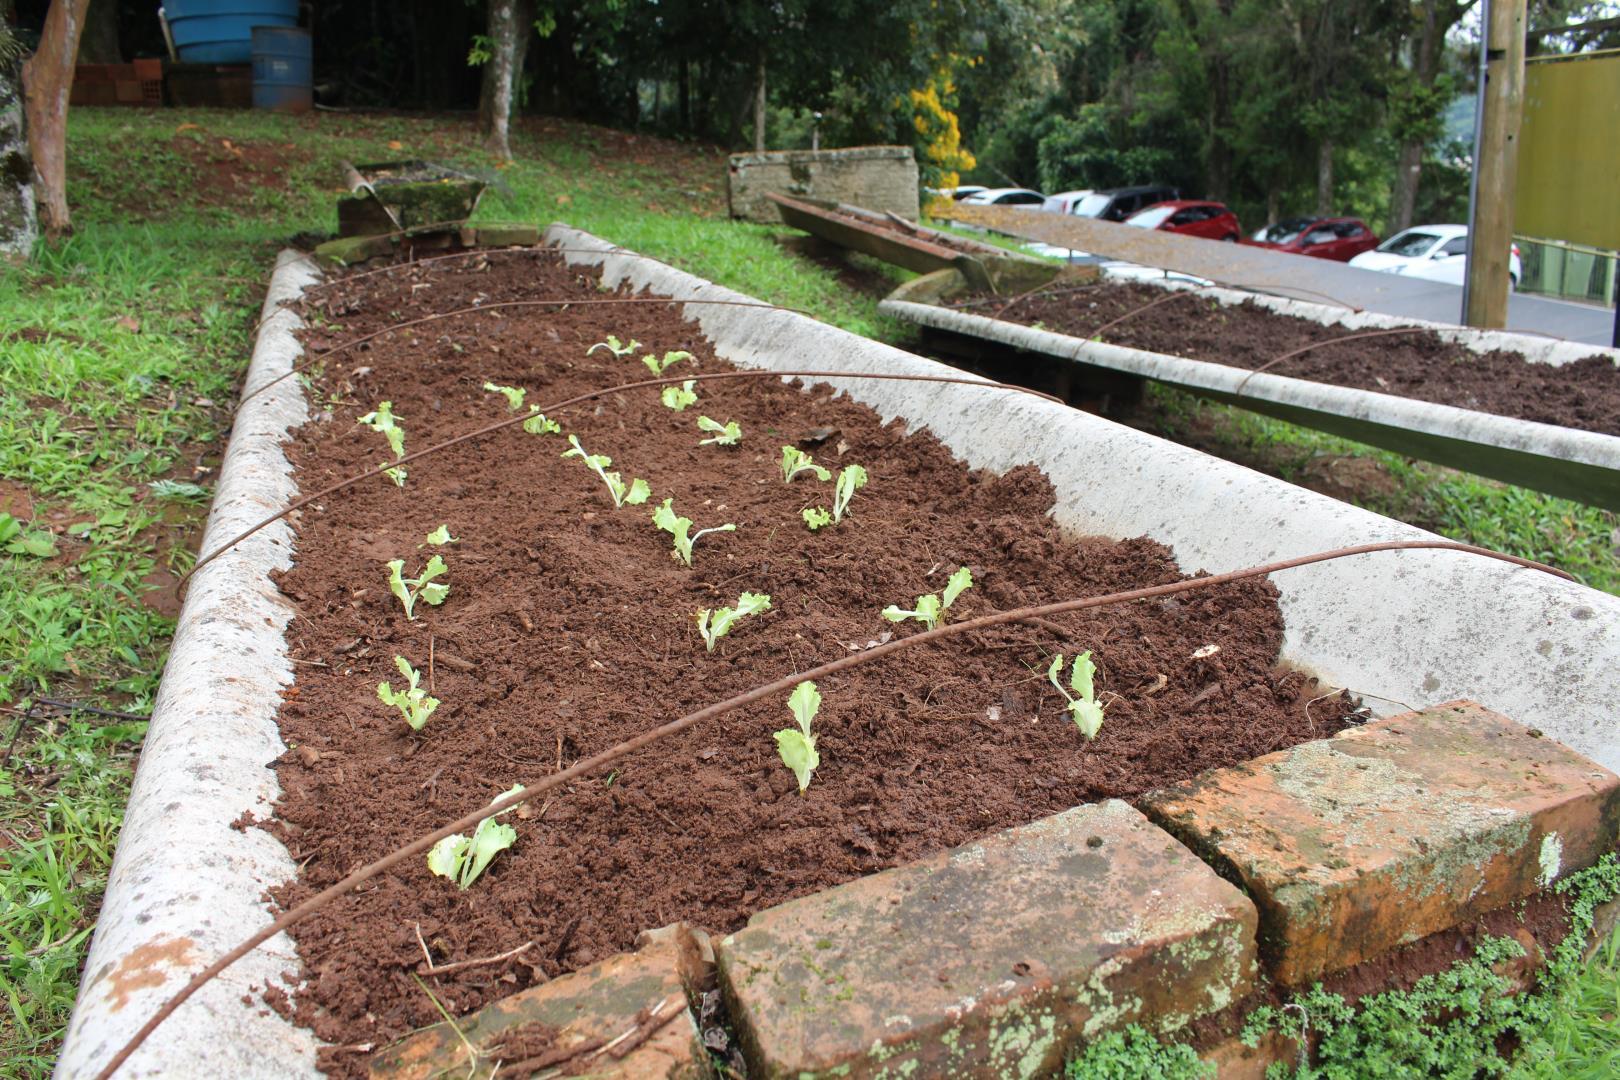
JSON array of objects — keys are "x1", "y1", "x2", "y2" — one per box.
[{"x1": 59, "y1": 229, "x2": 1620, "y2": 1080}]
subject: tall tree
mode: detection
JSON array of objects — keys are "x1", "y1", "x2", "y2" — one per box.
[
  {"x1": 21, "y1": 0, "x2": 91, "y2": 239},
  {"x1": 1387, "y1": 0, "x2": 1477, "y2": 232},
  {"x1": 477, "y1": 0, "x2": 535, "y2": 160},
  {"x1": 0, "y1": 20, "x2": 35, "y2": 262}
]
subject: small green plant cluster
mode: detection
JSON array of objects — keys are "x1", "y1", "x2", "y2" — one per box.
[
  {"x1": 563, "y1": 434, "x2": 651, "y2": 508},
  {"x1": 377, "y1": 655, "x2": 438, "y2": 730},
  {"x1": 1049, "y1": 651, "x2": 1106, "y2": 739},
  {"x1": 652, "y1": 497, "x2": 736, "y2": 566},
  {"x1": 587, "y1": 335, "x2": 640, "y2": 357},
  {"x1": 697, "y1": 415, "x2": 742, "y2": 446},
  {"x1": 883, "y1": 566, "x2": 973, "y2": 631},
  {"x1": 781, "y1": 445, "x2": 831, "y2": 483},
  {"x1": 774, "y1": 681, "x2": 822, "y2": 793},
  {"x1": 661, "y1": 380, "x2": 698, "y2": 411},
  {"x1": 1064, "y1": 1025, "x2": 1213, "y2": 1079},
  {"x1": 802, "y1": 463, "x2": 868, "y2": 530},
  {"x1": 426, "y1": 784, "x2": 525, "y2": 889},
  {"x1": 386, "y1": 552, "x2": 450, "y2": 620},
  {"x1": 697, "y1": 591, "x2": 771, "y2": 652},
  {"x1": 483, "y1": 382, "x2": 527, "y2": 411},
  {"x1": 359, "y1": 400, "x2": 409, "y2": 486}
]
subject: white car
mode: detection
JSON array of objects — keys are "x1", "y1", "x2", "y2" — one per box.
[
  {"x1": 1348, "y1": 224, "x2": 1521, "y2": 289},
  {"x1": 960, "y1": 187, "x2": 1047, "y2": 207},
  {"x1": 1041, "y1": 190, "x2": 1094, "y2": 214}
]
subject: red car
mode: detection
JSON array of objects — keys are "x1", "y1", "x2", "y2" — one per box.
[
  {"x1": 1250, "y1": 216, "x2": 1379, "y2": 262},
  {"x1": 1123, "y1": 200, "x2": 1242, "y2": 242}
]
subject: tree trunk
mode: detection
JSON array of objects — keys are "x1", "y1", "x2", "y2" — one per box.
[
  {"x1": 21, "y1": 0, "x2": 91, "y2": 240},
  {"x1": 477, "y1": 0, "x2": 532, "y2": 160},
  {"x1": 1390, "y1": 140, "x2": 1424, "y2": 230},
  {"x1": 677, "y1": 60, "x2": 690, "y2": 132},
  {"x1": 1316, "y1": 137, "x2": 1334, "y2": 214},
  {"x1": 0, "y1": 51, "x2": 37, "y2": 262},
  {"x1": 78, "y1": 0, "x2": 119, "y2": 64},
  {"x1": 752, "y1": 51, "x2": 766, "y2": 152}
]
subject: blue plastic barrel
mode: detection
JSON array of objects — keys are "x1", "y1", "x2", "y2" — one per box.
[
  {"x1": 164, "y1": 0, "x2": 298, "y2": 65},
  {"x1": 252, "y1": 26, "x2": 312, "y2": 113}
]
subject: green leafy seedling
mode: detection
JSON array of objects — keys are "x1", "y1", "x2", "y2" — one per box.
[
  {"x1": 587, "y1": 335, "x2": 640, "y2": 357},
  {"x1": 781, "y1": 445, "x2": 831, "y2": 483},
  {"x1": 883, "y1": 566, "x2": 973, "y2": 631},
  {"x1": 522, "y1": 409, "x2": 561, "y2": 436},
  {"x1": 652, "y1": 498, "x2": 736, "y2": 566},
  {"x1": 773, "y1": 681, "x2": 822, "y2": 794},
  {"x1": 641, "y1": 349, "x2": 692, "y2": 375},
  {"x1": 697, "y1": 591, "x2": 772, "y2": 652},
  {"x1": 377, "y1": 655, "x2": 439, "y2": 730},
  {"x1": 387, "y1": 555, "x2": 450, "y2": 620},
  {"x1": 382, "y1": 464, "x2": 408, "y2": 487},
  {"x1": 562, "y1": 434, "x2": 651, "y2": 508},
  {"x1": 801, "y1": 507, "x2": 832, "y2": 531},
  {"x1": 1049, "y1": 651, "x2": 1106, "y2": 739},
  {"x1": 0, "y1": 513, "x2": 57, "y2": 557},
  {"x1": 661, "y1": 380, "x2": 698, "y2": 411},
  {"x1": 483, "y1": 382, "x2": 526, "y2": 411},
  {"x1": 423, "y1": 525, "x2": 458, "y2": 546},
  {"x1": 831, "y1": 464, "x2": 867, "y2": 522},
  {"x1": 426, "y1": 784, "x2": 524, "y2": 888},
  {"x1": 696, "y1": 415, "x2": 742, "y2": 447},
  {"x1": 359, "y1": 400, "x2": 406, "y2": 458}
]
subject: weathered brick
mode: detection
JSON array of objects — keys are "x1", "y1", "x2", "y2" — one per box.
[
  {"x1": 314, "y1": 233, "x2": 396, "y2": 266},
  {"x1": 369, "y1": 924, "x2": 709, "y2": 1079},
  {"x1": 475, "y1": 224, "x2": 541, "y2": 247},
  {"x1": 726, "y1": 146, "x2": 919, "y2": 223},
  {"x1": 1140, "y1": 701, "x2": 1620, "y2": 987},
  {"x1": 715, "y1": 799, "x2": 1257, "y2": 1079}
]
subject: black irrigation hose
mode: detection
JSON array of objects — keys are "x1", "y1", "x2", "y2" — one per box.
[
  {"x1": 180, "y1": 368, "x2": 1066, "y2": 594},
  {"x1": 94, "y1": 537, "x2": 1574, "y2": 1080}
]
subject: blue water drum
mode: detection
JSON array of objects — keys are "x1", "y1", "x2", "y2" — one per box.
[
  {"x1": 252, "y1": 26, "x2": 313, "y2": 113},
  {"x1": 164, "y1": 0, "x2": 298, "y2": 65}
]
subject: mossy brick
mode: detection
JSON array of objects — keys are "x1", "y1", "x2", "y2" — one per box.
[
  {"x1": 714, "y1": 799, "x2": 1257, "y2": 1079},
  {"x1": 1139, "y1": 701, "x2": 1620, "y2": 987},
  {"x1": 474, "y1": 224, "x2": 541, "y2": 247},
  {"x1": 314, "y1": 233, "x2": 397, "y2": 267},
  {"x1": 368, "y1": 924, "x2": 709, "y2": 1079}
]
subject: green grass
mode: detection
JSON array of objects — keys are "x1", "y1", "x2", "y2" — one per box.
[{"x1": 2, "y1": 106, "x2": 1615, "y2": 1078}]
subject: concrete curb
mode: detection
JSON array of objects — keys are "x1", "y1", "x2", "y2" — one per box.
[
  {"x1": 878, "y1": 282, "x2": 1620, "y2": 509},
  {"x1": 546, "y1": 223, "x2": 1620, "y2": 772},
  {"x1": 56, "y1": 251, "x2": 324, "y2": 1079}
]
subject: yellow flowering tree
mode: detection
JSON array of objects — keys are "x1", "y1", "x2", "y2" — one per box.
[{"x1": 905, "y1": 64, "x2": 976, "y2": 196}]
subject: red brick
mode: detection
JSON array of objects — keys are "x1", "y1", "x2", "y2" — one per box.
[
  {"x1": 1140, "y1": 701, "x2": 1620, "y2": 986},
  {"x1": 715, "y1": 799, "x2": 1257, "y2": 1079},
  {"x1": 368, "y1": 924, "x2": 709, "y2": 1079}
]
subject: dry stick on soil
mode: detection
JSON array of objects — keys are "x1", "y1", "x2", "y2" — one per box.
[
  {"x1": 97, "y1": 538, "x2": 1571, "y2": 1080},
  {"x1": 179, "y1": 369, "x2": 1065, "y2": 593},
  {"x1": 1232, "y1": 327, "x2": 1436, "y2": 394}
]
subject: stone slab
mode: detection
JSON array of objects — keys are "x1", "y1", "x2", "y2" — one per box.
[
  {"x1": 369, "y1": 926, "x2": 709, "y2": 1079},
  {"x1": 715, "y1": 800, "x2": 1257, "y2": 1079},
  {"x1": 1140, "y1": 701, "x2": 1620, "y2": 986}
]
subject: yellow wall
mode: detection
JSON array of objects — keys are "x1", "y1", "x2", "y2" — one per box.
[{"x1": 1515, "y1": 52, "x2": 1620, "y2": 250}]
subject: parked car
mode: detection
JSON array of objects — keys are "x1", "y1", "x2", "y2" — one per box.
[
  {"x1": 960, "y1": 187, "x2": 1047, "y2": 207},
  {"x1": 1250, "y1": 216, "x2": 1379, "y2": 262},
  {"x1": 1347, "y1": 224, "x2": 1522, "y2": 289},
  {"x1": 947, "y1": 185, "x2": 986, "y2": 201},
  {"x1": 1068, "y1": 185, "x2": 1181, "y2": 222},
  {"x1": 1042, "y1": 189, "x2": 1094, "y2": 214},
  {"x1": 1123, "y1": 200, "x2": 1243, "y2": 241}
]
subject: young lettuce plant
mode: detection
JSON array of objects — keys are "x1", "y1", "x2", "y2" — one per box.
[
  {"x1": 1049, "y1": 651, "x2": 1106, "y2": 739},
  {"x1": 426, "y1": 784, "x2": 524, "y2": 889},
  {"x1": 483, "y1": 382, "x2": 526, "y2": 411},
  {"x1": 423, "y1": 524, "x2": 458, "y2": 546},
  {"x1": 661, "y1": 380, "x2": 698, "y2": 411},
  {"x1": 523, "y1": 409, "x2": 562, "y2": 436},
  {"x1": 774, "y1": 681, "x2": 822, "y2": 794},
  {"x1": 359, "y1": 400, "x2": 408, "y2": 486},
  {"x1": 387, "y1": 554, "x2": 449, "y2": 620},
  {"x1": 641, "y1": 349, "x2": 692, "y2": 375},
  {"x1": 377, "y1": 655, "x2": 439, "y2": 731},
  {"x1": 696, "y1": 416, "x2": 742, "y2": 447},
  {"x1": 781, "y1": 445, "x2": 831, "y2": 483},
  {"x1": 801, "y1": 464, "x2": 868, "y2": 530},
  {"x1": 697, "y1": 592, "x2": 771, "y2": 652},
  {"x1": 652, "y1": 498, "x2": 736, "y2": 566},
  {"x1": 562, "y1": 435, "x2": 651, "y2": 508},
  {"x1": 882, "y1": 566, "x2": 973, "y2": 631},
  {"x1": 587, "y1": 335, "x2": 640, "y2": 357}
]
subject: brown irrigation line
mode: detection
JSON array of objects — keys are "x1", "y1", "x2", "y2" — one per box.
[
  {"x1": 96, "y1": 537, "x2": 1572, "y2": 1079},
  {"x1": 1232, "y1": 327, "x2": 1435, "y2": 394},
  {"x1": 180, "y1": 369, "x2": 1065, "y2": 592}
]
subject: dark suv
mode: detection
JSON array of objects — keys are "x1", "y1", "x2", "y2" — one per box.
[{"x1": 1068, "y1": 185, "x2": 1181, "y2": 222}]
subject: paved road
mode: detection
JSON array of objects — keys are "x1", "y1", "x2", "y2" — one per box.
[{"x1": 941, "y1": 204, "x2": 1619, "y2": 348}]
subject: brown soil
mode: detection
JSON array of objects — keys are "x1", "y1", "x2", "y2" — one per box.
[
  {"x1": 264, "y1": 248, "x2": 1354, "y2": 1074},
  {"x1": 962, "y1": 282, "x2": 1620, "y2": 435}
]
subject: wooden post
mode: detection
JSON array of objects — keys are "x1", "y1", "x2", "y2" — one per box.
[
  {"x1": 753, "y1": 51, "x2": 766, "y2": 152},
  {"x1": 1463, "y1": 0, "x2": 1526, "y2": 328}
]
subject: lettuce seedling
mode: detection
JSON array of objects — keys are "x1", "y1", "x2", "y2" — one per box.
[
  {"x1": 697, "y1": 591, "x2": 771, "y2": 652},
  {"x1": 587, "y1": 335, "x2": 640, "y2": 357},
  {"x1": 426, "y1": 784, "x2": 524, "y2": 889},
  {"x1": 1048, "y1": 651, "x2": 1106, "y2": 739},
  {"x1": 382, "y1": 463, "x2": 408, "y2": 488},
  {"x1": 781, "y1": 445, "x2": 831, "y2": 483},
  {"x1": 377, "y1": 655, "x2": 439, "y2": 730},
  {"x1": 387, "y1": 555, "x2": 450, "y2": 620},
  {"x1": 423, "y1": 524, "x2": 458, "y2": 546},
  {"x1": 642, "y1": 349, "x2": 692, "y2": 375},
  {"x1": 562, "y1": 435, "x2": 651, "y2": 508},
  {"x1": 483, "y1": 382, "x2": 527, "y2": 411},
  {"x1": 523, "y1": 409, "x2": 562, "y2": 436},
  {"x1": 882, "y1": 566, "x2": 973, "y2": 631},
  {"x1": 661, "y1": 380, "x2": 698, "y2": 411},
  {"x1": 359, "y1": 400, "x2": 406, "y2": 458},
  {"x1": 801, "y1": 507, "x2": 832, "y2": 531},
  {"x1": 696, "y1": 416, "x2": 742, "y2": 447},
  {"x1": 832, "y1": 464, "x2": 867, "y2": 522},
  {"x1": 652, "y1": 497, "x2": 736, "y2": 566},
  {"x1": 774, "y1": 681, "x2": 822, "y2": 794}
]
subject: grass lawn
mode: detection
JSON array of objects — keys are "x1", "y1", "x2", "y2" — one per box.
[{"x1": 0, "y1": 106, "x2": 1613, "y2": 1078}]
